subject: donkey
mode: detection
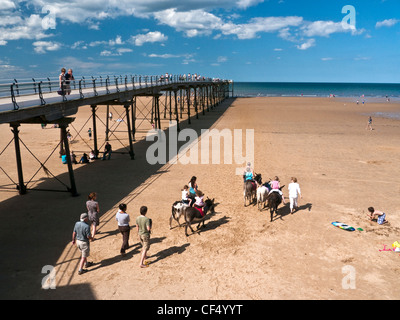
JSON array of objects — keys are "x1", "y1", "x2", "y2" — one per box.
[
  {"x1": 243, "y1": 173, "x2": 262, "y2": 207},
  {"x1": 170, "y1": 200, "x2": 189, "y2": 229},
  {"x1": 267, "y1": 185, "x2": 285, "y2": 222},
  {"x1": 184, "y1": 198, "x2": 215, "y2": 237}
]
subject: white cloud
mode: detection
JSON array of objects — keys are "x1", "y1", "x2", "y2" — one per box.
[
  {"x1": 154, "y1": 9, "x2": 222, "y2": 37},
  {"x1": 130, "y1": 31, "x2": 168, "y2": 46},
  {"x1": 148, "y1": 53, "x2": 181, "y2": 58},
  {"x1": 376, "y1": 19, "x2": 400, "y2": 28},
  {"x1": 296, "y1": 38, "x2": 315, "y2": 50},
  {"x1": 217, "y1": 56, "x2": 227, "y2": 63},
  {"x1": 33, "y1": 41, "x2": 62, "y2": 53},
  {"x1": 0, "y1": 13, "x2": 51, "y2": 43},
  {"x1": 302, "y1": 20, "x2": 356, "y2": 37},
  {"x1": 100, "y1": 48, "x2": 132, "y2": 56}
]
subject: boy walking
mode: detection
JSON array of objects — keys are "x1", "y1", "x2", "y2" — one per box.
[{"x1": 136, "y1": 206, "x2": 152, "y2": 268}]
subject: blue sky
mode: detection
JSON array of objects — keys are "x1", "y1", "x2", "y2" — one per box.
[{"x1": 0, "y1": 0, "x2": 399, "y2": 82}]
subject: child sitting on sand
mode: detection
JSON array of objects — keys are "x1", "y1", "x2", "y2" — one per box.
[{"x1": 368, "y1": 207, "x2": 388, "y2": 225}]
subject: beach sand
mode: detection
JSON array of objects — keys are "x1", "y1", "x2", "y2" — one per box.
[{"x1": 0, "y1": 96, "x2": 399, "y2": 300}]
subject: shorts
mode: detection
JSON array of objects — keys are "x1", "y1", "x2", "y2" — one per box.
[
  {"x1": 76, "y1": 240, "x2": 90, "y2": 258},
  {"x1": 377, "y1": 213, "x2": 386, "y2": 225},
  {"x1": 140, "y1": 234, "x2": 150, "y2": 251}
]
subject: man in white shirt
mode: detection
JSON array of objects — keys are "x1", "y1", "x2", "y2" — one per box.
[{"x1": 288, "y1": 177, "x2": 302, "y2": 214}]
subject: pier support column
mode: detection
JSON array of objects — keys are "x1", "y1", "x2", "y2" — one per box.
[
  {"x1": 124, "y1": 103, "x2": 135, "y2": 160},
  {"x1": 174, "y1": 90, "x2": 180, "y2": 132},
  {"x1": 105, "y1": 104, "x2": 110, "y2": 142},
  {"x1": 194, "y1": 87, "x2": 198, "y2": 119},
  {"x1": 91, "y1": 105, "x2": 99, "y2": 157},
  {"x1": 10, "y1": 123, "x2": 26, "y2": 195},
  {"x1": 59, "y1": 122, "x2": 78, "y2": 197},
  {"x1": 131, "y1": 97, "x2": 136, "y2": 141},
  {"x1": 186, "y1": 88, "x2": 191, "y2": 124}
]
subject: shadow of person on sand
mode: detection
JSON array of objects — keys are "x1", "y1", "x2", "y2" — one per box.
[
  {"x1": 271, "y1": 202, "x2": 312, "y2": 222},
  {"x1": 89, "y1": 236, "x2": 166, "y2": 272},
  {"x1": 148, "y1": 243, "x2": 190, "y2": 265}
]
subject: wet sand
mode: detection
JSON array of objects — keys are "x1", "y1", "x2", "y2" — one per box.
[{"x1": 0, "y1": 96, "x2": 399, "y2": 300}]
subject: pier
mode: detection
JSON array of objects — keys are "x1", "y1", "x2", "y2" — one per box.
[{"x1": 0, "y1": 74, "x2": 231, "y2": 197}]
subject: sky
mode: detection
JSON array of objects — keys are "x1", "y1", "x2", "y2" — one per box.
[{"x1": 0, "y1": 0, "x2": 399, "y2": 83}]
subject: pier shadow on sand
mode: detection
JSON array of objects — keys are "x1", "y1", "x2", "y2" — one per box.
[{"x1": 0, "y1": 98, "x2": 236, "y2": 299}]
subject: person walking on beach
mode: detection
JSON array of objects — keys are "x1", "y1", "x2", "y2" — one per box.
[
  {"x1": 72, "y1": 213, "x2": 93, "y2": 275},
  {"x1": 116, "y1": 203, "x2": 130, "y2": 256},
  {"x1": 136, "y1": 206, "x2": 152, "y2": 268},
  {"x1": 366, "y1": 116, "x2": 373, "y2": 130},
  {"x1": 288, "y1": 177, "x2": 302, "y2": 214},
  {"x1": 88, "y1": 128, "x2": 92, "y2": 140},
  {"x1": 368, "y1": 207, "x2": 388, "y2": 225},
  {"x1": 86, "y1": 192, "x2": 100, "y2": 240}
]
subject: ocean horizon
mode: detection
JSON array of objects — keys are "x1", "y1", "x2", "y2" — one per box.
[{"x1": 232, "y1": 82, "x2": 400, "y2": 99}]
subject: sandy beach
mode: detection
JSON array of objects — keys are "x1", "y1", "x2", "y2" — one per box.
[{"x1": 0, "y1": 96, "x2": 399, "y2": 300}]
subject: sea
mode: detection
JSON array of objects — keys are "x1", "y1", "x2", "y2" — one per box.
[{"x1": 232, "y1": 82, "x2": 400, "y2": 100}]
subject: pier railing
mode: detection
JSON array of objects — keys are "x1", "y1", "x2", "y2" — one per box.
[{"x1": 0, "y1": 74, "x2": 223, "y2": 111}]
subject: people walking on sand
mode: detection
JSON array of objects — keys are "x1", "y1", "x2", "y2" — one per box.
[
  {"x1": 72, "y1": 213, "x2": 93, "y2": 275},
  {"x1": 86, "y1": 192, "x2": 100, "y2": 239},
  {"x1": 116, "y1": 203, "x2": 130, "y2": 256},
  {"x1": 368, "y1": 207, "x2": 388, "y2": 225},
  {"x1": 88, "y1": 128, "x2": 92, "y2": 140},
  {"x1": 366, "y1": 116, "x2": 373, "y2": 130},
  {"x1": 288, "y1": 177, "x2": 302, "y2": 214},
  {"x1": 136, "y1": 206, "x2": 152, "y2": 268}
]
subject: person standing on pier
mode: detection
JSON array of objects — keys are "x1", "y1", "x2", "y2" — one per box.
[
  {"x1": 59, "y1": 68, "x2": 66, "y2": 94},
  {"x1": 65, "y1": 69, "x2": 75, "y2": 95}
]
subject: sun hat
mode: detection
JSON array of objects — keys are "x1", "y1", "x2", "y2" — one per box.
[{"x1": 80, "y1": 213, "x2": 88, "y2": 221}]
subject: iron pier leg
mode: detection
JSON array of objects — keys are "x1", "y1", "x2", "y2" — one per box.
[
  {"x1": 124, "y1": 103, "x2": 135, "y2": 160},
  {"x1": 91, "y1": 105, "x2": 99, "y2": 157},
  {"x1": 11, "y1": 124, "x2": 27, "y2": 195},
  {"x1": 105, "y1": 104, "x2": 110, "y2": 142},
  {"x1": 187, "y1": 88, "x2": 191, "y2": 124},
  {"x1": 174, "y1": 90, "x2": 180, "y2": 132},
  {"x1": 131, "y1": 97, "x2": 136, "y2": 141},
  {"x1": 60, "y1": 123, "x2": 79, "y2": 197}
]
